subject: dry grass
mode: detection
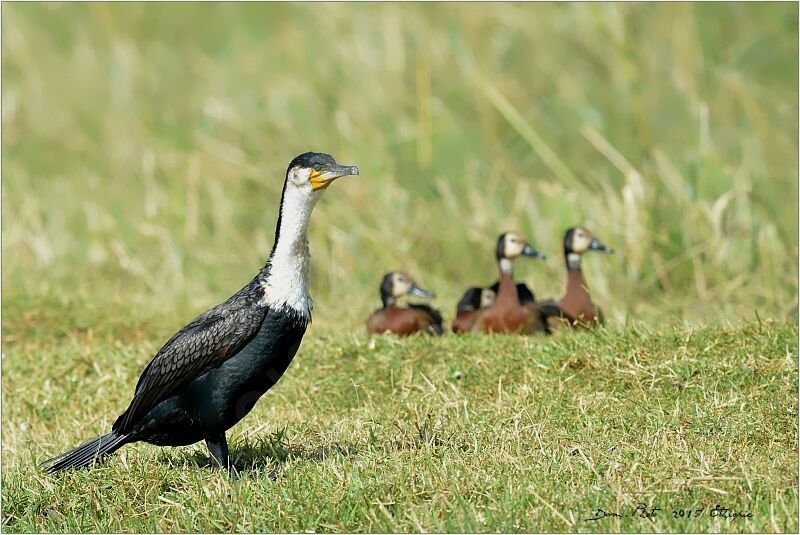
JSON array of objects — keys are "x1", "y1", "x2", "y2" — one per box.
[
  {"x1": 2, "y1": 298, "x2": 797, "y2": 531},
  {"x1": 2, "y1": 3, "x2": 797, "y2": 328}
]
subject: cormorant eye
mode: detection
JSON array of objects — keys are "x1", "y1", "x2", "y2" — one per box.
[{"x1": 313, "y1": 164, "x2": 322, "y2": 172}]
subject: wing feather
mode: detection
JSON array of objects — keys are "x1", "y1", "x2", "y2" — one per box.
[{"x1": 113, "y1": 293, "x2": 267, "y2": 434}]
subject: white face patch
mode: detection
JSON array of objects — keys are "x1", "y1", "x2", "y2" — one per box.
[
  {"x1": 480, "y1": 288, "x2": 496, "y2": 308},
  {"x1": 571, "y1": 228, "x2": 592, "y2": 254},
  {"x1": 261, "y1": 166, "x2": 325, "y2": 317},
  {"x1": 503, "y1": 233, "x2": 527, "y2": 259},
  {"x1": 288, "y1": 166, "x2": 313, "y2": 188},
  {"x1": 391, "y1": 273, "x2": 414, "y2": 298}
]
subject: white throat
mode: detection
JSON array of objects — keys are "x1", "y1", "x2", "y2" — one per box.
[
  {"x1": 567, "y1": 252, "x2": 582, "y2": 270},
  {"x1": 262, "y1": 183, "x2": 322, "y2": 317},
  {"x1": 499, "y1": 258, "x2": 514, "y2": 274}
]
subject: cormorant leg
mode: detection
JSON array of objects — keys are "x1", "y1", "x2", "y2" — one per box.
[{"x1": 205, "y1": 433, "x2": 237, "y2": 475}]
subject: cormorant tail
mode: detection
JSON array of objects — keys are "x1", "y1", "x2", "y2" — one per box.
[{"x1": 42, "y1": 432, "x2": 128, "y2": 473}]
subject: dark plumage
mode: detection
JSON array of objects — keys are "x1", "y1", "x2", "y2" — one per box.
[
  {"x1": 408, "y1": 303, "x2": 445, "y2": 336},
  {"x1": 43, "y1": 152, "x2": 359, "y2": 473},
  {"x1": 488, "y1": 281, "x2": 535, "y2": 304},
  {"x1": 453, "y1": 287, "x2": 493, "y2": 333}
]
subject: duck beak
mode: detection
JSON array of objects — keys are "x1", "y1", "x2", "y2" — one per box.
[
  {"x1": 311, "y1": 163, "x2": 359, "y2": 191},
  {"x1": 588, "y1": 238, "x2": 613, "y2": 254},
  {"x1": 408, "y1": 283, "x2": 435, "y2": 299},
  {"x1": 521, "y1": 244, "x2": 546, "y2": 260}
]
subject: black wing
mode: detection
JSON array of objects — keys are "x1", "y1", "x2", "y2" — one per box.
[
  {"x1": 456, "y1": 287, "x2": 484, "y2": 314},
  {"x1": 113, "y1": 290, "x2": 267, "y2": 434},
  {"x1": 408, "y1": 303, "x2": 445, "y2": 335},
  {"x1": 488, "y1": 281, "x2": 536, "y2": 304},
  {"x1": 534, "y1": 298, "x2": 564, "y2": 318}
]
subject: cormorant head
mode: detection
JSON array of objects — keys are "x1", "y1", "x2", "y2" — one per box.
[
  {"x1": 380, "y1": 271, "x2": 435, "y2": 305},
  {"x1": 496, "y1": 232, "x2": 545, "y2": 261},
  {"x1": 286, "y1": 152, "x2": 359, "y2": 194},
  {"x1": 564, "y1": 227, "x2": 613, "y2": 255}
]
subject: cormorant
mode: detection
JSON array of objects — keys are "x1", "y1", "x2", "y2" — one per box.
[{"x1": 43, "y1": 152, "x2": 359, "y2": 473}]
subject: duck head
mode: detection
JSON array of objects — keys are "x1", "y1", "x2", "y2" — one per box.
[
  {"x1": 479, "y1": 287, "x2": 497, "y2": 308},
  {"x1": 456, "y1": 287, "x2": 497, "y2": 314},
  {"x1": 380, "y1": 271, "x2": 435, "y2": 307},
  {"x1": 496, "y1": 232, "x2": 545, "y2": 274},
  {"x1": 564, "y1": 227, "x2": 613, "y2": 270}
]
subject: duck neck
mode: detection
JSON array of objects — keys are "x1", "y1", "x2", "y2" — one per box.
[
  {"x1": 496, "y1": 263, "x2": 520, "y2": 306},
  {"x1": 565, "y1": 252, "x2": 587, "y2": 295},
  {"x1": 381, "y1": 295, "x2": 397, "y2": 309},
  {"x1": 498, "y1": 258, "x2": 514, "y2": 277},
  {"x1": 566, "y1": 251, "x2": 582, "y2": 272},
  {"x1": 261, "y1": 183, "x2": 322, "y2": 317}
]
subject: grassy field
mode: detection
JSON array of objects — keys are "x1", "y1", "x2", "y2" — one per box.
[
  {"x1": 2, "y1": 2, "x2": 798, "y2": 533},
  {"x1": 2, "y1": 297, "x2": 797, "y2": 532}
]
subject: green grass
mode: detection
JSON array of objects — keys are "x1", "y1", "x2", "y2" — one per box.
[
  {"x1": 2, "y1": 2, "x2": 798, "y2": 533},
  {"x1": 2, "y1": 296, "x2": 797, "y2": 532}
]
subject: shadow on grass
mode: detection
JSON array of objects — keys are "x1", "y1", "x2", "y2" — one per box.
[{"x1": 179, "y1": 427, "x2": 361, "y2": 477}]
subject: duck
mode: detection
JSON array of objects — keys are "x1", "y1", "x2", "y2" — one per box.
[
  {"x1": 366, "y1": 271, "x2": 444, "y2": 335},
  {"x1": 541, "y1": 226, "x2": 613, "y2": 327},
  {"x1": 452, "y1": 287, "x2": 496, "y2": 333},
  {"x1": 43, "y1": 152, "x2": 359, "y2": 474},
  {"x1": 453, "y1": 268, "x2": 539, "y2": 334},
  {"x1": 471, "y1": 232, "x2": 551, "y2": 334}
]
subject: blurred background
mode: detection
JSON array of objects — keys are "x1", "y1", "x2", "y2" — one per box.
[{"x1": 3, "y1": 2, "x2": 797, "y2": 330}]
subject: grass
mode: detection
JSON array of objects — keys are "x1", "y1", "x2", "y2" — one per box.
[
  {"x1": 2, "y1": 3, "x2": 797, "y2": 326},
  {"x1": 2, "y1": 2, "x2": 798, "y2": 533},
  {"x1": 2, "y1": 296, "x2": 797, "y2": 532}
]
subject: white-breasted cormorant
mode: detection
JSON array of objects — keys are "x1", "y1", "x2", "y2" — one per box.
[{"x1": 43, "y1": 152, "x2": 359, "y2": 473}]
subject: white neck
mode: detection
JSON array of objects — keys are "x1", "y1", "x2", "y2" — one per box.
[
  {"x1": 567, "y1": 252, "x2": 582, "y2": 270},
  {"x1": 262, "y1": 184, "x2": 322, "y2": 317},
  {"x1": 499, "y1": 258, "x2": 514, "y2": 274}
]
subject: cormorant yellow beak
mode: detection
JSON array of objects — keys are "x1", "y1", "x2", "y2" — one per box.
[{"x1": 310, "y1": 163, "x2": 359, "y2": 191}]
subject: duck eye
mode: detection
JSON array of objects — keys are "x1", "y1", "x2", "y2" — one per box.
[{"x1": 313, "y1": 164, "x2": 321, "y2": 172}]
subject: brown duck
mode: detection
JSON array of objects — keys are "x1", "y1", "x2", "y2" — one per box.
[
  {"x1": 366, "y1": 272, "x2": 444, "y2": 335},
  {"x1": 452, "y1": 287, "x2": 496, "y2": 333},
  {"x1": 472, "y1": 233, "x2": 552, "y2": 334},
  {"x1": 542, "y1": 226, "x2": 613, "y2": 327}
]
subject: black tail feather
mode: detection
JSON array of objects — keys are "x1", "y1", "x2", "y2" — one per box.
[
  {"x1": 42, "y1": 432, "x2": 128, "y2": 473},
  {"x1": 535, "y1": 300, "x2": 564, "y2": 320},
  {"x1": 408, "y1": 303, "x2": 445, "y2": 336}
]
